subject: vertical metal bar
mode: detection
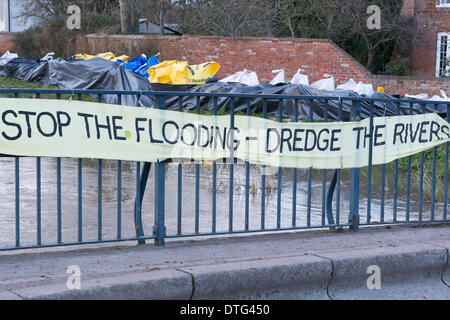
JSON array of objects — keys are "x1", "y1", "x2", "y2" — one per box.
[
  {"x1": 14, "y1": 92, "x2": 19, "y2": 247},
  {"x1": 76, "y1": 158, "x2": 82, "y2": 242},
  {"x1": 195, "y1": 96, "x2": 200, "y2": 234},
  {"x1": 154, "y1": 96, "x2": 166, "y2": 246},
  {"x1": 419, "y1": 151, "x2": 424, "y2": 221},
  {"x1": 136, "y1": 161, "x2": 141, "y2": 238},
  {"x1": 36, "y1": 157, "x2": 41, "y2": 246},
  {"x1": 57, "y1": 157, "x2": 62, "y2": 244},
  {"x1": 56, "y1": 93, "x2": 62, "y2": 244},
  {"x1": 349, "y1": 101, "x2": 361, "y2": 232},
  {"x1": 444, "y1": 104, "x2": 450, "y2": 221},
  {"x1": 381, "y1": 164, "x2": 386, "y2": 223},
  {"x1": 117, "y1": 160, "x2": 122, "y2": 239},
  {"x1": 293, "y1": 99, "x2": 299, "y2": 227},
  {"x1": 178, "y1": 96, "x2": 183, "y2": 235},
  {"x1": 419, "y1": 103, "x2": 426, "y2": 221},
  {"x1": 245, "y1": 100, "x2": 251, "y2": 231},
  {"x1": 212, "y1": 97, "x2": 218, "y2": 233},
  {"x1": 393, "y1": 103, "x2": 400, "y2": 222},
  {"x1": 307, "y1": 99, "x2": 314, "y2": 226},
  {"x1": 35, "y1": 93, "x2": 41, "y2": 246},
  {"x1": 406, "y1": 103, "x2": 413, "y2": 222},
  {"x1": 229, "y1": 98, "x2": 235, "y2": 232},
  {"x1": 367, "y1": 101, "x2": 374, "y2": 224},
  {"x1": 430, "y1": 105, "x2": 438, "y2": 221},
  {"x1": 154, "y1": 159, "x2": 166, "y2": 246},
  {"x1": 78, "y1": 93, "x2": 83, "y2": 242},
  {"x1": 277, "y1": 99, "x2": 283, "y2": 229},
  {"x1": 98, "y1": 159, "x2": 102, "y2": 241},
  {"x1": 15, "y1": 157, "x2": 19, "y2": 247},
  {"x1": 261, "y1": 99, "x2": 267, "y2": 230},
  {"x1": 431, "y1": 146, "x2": 437, "y2": 221},
  {"x1": 321, "y1": 100, "x2": 329, "y2": 226},
  {"x1": 336, "y1": 99, "x2": 343, "y2": 225}
]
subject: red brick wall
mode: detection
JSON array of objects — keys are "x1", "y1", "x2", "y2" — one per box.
[
  {"x1": 0, "y1": 33, "x2": 16, "y2": 54},
  {"x1": 371, "y1": 75, "x2": 450, "y2": 96},
  {"x1": 76, "y1": 34, "x2": 370, "y2": 84},
  {"x1": 76, "y1": 34, "x2": 450, "y2": 95},
  {"x1": 403, "y1": 0, "x2": 450, "y2": 76},
  {"x1": 2, "y1": 33, "x2": 449, "y2": 96}
]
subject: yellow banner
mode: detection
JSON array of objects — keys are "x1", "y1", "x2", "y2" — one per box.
[{"x1": 0, "y1": 98, "x2": 449, "y2": 169}]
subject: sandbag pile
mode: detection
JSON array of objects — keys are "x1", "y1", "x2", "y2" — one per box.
[{"x1": 0, "y1": 51, "x2": 447, "y2": 121}]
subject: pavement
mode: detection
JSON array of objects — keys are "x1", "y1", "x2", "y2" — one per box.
[{"x1": 0, "y1": 224, "x2": 449, "y2": 300}]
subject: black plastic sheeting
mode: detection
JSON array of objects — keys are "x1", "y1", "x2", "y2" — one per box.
[
  {"x1": 159, "y1": 82, "x2": 448, "y2": 121},
  {"x1": 0, "y1": 57, "x2": 49, "y2": 83},
  {"x1": 0, "y1": 55, "x2": 447, "y2": 121},
  {"x1": 47, "y1": 58, "x2": 156, "y2": 107}
]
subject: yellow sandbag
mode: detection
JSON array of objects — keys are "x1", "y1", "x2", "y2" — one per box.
[
  {"x1": 171, "y1": 61, "x2": 189, "y2": 85},
  {"x1": 75, "y1": 53, "x2": 95, "y2": 60},
  {"x1": 148, "y1": 60, "x2": 179, "y2": 84},
  {"x1": 75, "y1": 52, "x2": 130, "y2": 62},
  {"x1": 186, "y1": 62, "x2": 220, "y2": 85},
  {"x1": 148, "y1": 60, "x2": 220, "y2": 85},
  {"x1": 114, "y1": 55, "x2": 130, "y2": 62},
  {"x1": 94, "y1": 52, "x2": 116, "y2": 61}
]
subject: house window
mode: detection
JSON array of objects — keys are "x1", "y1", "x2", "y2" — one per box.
[
  {"x1": 437, "y1": 33, "x2": 450, "y2": 77},
  {"x1": 437, "y1": 0, "x2": 450, "y2": 7}
]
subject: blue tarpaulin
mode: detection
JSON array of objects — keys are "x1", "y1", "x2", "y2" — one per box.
[{"x1": 123, "y1": 55, "x2": 160, "y2": 78}]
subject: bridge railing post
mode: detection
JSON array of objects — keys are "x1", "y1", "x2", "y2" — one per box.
[
  {"x1": 349, "y1": 101, "x2": 361, "y2": 232},
  {"x1": 154, "y1": 95, "x2": 167, "y2": 246}
]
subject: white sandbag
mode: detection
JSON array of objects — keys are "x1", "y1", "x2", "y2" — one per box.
[
  {"x1": 219, "y1": 69, "x2": 260, "y2": 86},
  {"x1": 405, "y1": 93, "x2": 429, "y2": 100},
  {"x1": 337, "y1": 78, "x2": 374, "y2": 95},
  {"x1": 354, "y1": 81, "x2": 374, "y2": 96},
  {"x1": 0, "y1": 51, "x2": 18, "y2": 66},
  {"x1": 429, "y1": 90, "x2": 448, "y2": 102},
  {"x1": 336, "y1": 78, "x2": 357, "y2": 91},
  {"x1": 270, "y1": 69, "x2": 286, "y2": 85},
  {"x1": 291, "y1": 69, "x2": 309, "y2": 86},
  {"x1": 41, "y1": 52, "x2": 55, "y2": 61},
  {"x1": 311, "y1": 74, "x2": 335, "y2": 91}
]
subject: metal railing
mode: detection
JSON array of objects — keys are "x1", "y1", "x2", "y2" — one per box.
[{"x1": 0, "y1": 88, "x2": 449, "y2": 251}]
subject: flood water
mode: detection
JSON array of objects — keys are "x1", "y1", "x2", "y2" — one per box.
[{"x1": 0, "y1": 157, "x2": 447, "y2": 248}]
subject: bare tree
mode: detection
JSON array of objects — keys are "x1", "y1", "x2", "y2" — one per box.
[
  {"x1": 119, "y1": 0, "x2": 138, "y2": 34},
  {"x1": 20, "y1": 0, "x2": 118, "y2": 23},
  {"x1": 342, "y1": 0, "x2": 418, "y2": 71},
  {"x1": 273, "y1": 0, "x2": 418, "y2": 72},
  {"x1": 274, "y1": 0, "x2": 351, "y2": 40},
  {"x1": 177, "y1": 0, "x2": 277, "y2": 37},
  {"x1": 138, "y1": 0, "x2": 181, "y2": 35}
]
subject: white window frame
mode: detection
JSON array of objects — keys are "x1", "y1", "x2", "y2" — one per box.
[
  {"x1": 436, "y1": 32, "x2": 450, "y2": 77},
  {"x1": 437, "y1": 0, "x2": 450, "y2": 8}
]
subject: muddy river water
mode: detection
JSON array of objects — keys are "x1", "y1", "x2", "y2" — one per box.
[{"x1": 0, "y1": 157, "x2": 444, "y2": 248}]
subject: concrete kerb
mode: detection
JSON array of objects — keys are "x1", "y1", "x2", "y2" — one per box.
[
  {"x1": 438, "y1": 241, "x2": 450, "y2": 287},
  {"x1": 178, "y1": 255, "x2": 332, "y2": 300},
  {"x1": 8, "y1": 269, "x2": 192, "y2": 300},
  {"x1": 313, "y1": 245, "x2": 450, "y2": 300}
]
